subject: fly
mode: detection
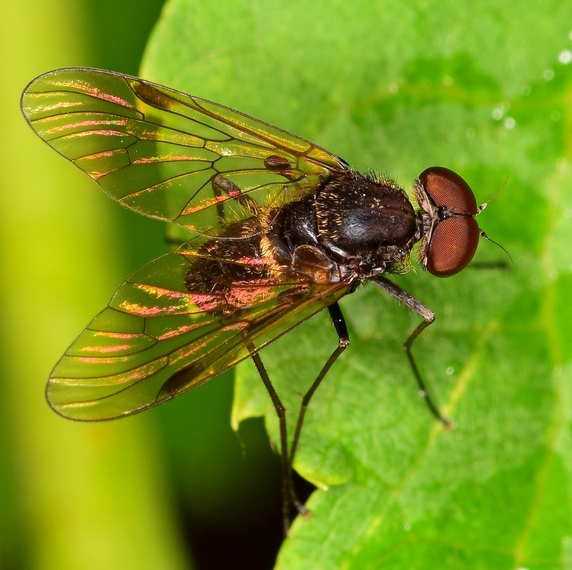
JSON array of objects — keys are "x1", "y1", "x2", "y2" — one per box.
[{"x1": 21, "y1": 68, "x2": 496, "y2": 534}]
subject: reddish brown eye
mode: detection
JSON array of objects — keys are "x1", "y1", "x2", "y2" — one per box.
[
  {"x1": 419, "y1": 166, "x2": 478, "y2": 214},
  {"x1": 418, "y1": 166, "x2": 481, "y2": 277},
  {"x1": 426, "y1": 216, "x2": 480, "y2": 277}
]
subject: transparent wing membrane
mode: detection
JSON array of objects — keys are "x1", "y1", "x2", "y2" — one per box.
[
  {"x1": 22, "y1": 68, "x2": 346, "y2": 235},
  {"x1": 47, "y1": 244, "x2": 350, "y2": 420}
]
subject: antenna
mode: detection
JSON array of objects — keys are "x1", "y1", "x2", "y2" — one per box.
[
  {"x1": 477, "y1": 175, "x2": 512, "y2": 264},
  {"x1": 477, "y1": 175, "x2": 508, "y2": 215},
  {"x1": 479, "y1": 229, "x2": 513, "y2": 263}
]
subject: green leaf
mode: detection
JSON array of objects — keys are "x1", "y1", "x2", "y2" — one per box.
[{"x1": 143, "y1": 0, "x2": 572, "y2": 567}]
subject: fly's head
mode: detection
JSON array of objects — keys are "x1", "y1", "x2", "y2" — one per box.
[{"x1": 414, "y1": 166, "x2": 481, "y2": 278}]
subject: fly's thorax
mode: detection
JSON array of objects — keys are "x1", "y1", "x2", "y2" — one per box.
[
  {"x1": 261, "y1": 199, "x2": 345, "y2": 283},
  {"x1": 314, "y1": 171, "x2": 417, "y2": 264},
  {"x1": 261, "y1": 198, "x2": 320, "y2": 265}
]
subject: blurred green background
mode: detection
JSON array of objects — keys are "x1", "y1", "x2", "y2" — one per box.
[{"x1": 4, "y1": 1, "x2": 572, "y2": 569}]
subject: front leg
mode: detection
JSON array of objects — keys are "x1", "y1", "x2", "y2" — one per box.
[{"x1": 373, "y1": 275, "x2": 451, "y2": 427}]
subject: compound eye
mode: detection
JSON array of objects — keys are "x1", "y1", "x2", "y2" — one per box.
[
  {"x1": 419, "y1": 166, "x2": 478, "y2": 214},
  {"x1": 426, "y1": 216, "x2": 480, "y2": 277}
]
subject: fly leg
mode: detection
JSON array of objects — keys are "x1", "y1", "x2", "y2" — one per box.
[
  {"x1": 373, "y1": 275, "x2": 451, "y2": 427},
  {"x1": 250, "y1": 302, "x2": 349, "y2": 535},
  {"x1": 287, "y1": 303, "x2": 350, "y2": 511},
  {"x1": 249, "y1": 349, "x2": 294, "y2": 537},
  {"x1": 213, "y1": 174, "x2": 260, "y2": 222}
]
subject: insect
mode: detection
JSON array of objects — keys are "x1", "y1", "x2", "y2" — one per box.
[{"x1": 21, "y1": 68, "x2": 493, "y2": 534}]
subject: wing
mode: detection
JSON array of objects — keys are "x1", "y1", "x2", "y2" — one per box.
[
  {"x1": 47, "y1": 241, "x2": 352, "y2": 421},
  {"x1": 21, "y1": 67, "x2": 348, "y2": 236}
]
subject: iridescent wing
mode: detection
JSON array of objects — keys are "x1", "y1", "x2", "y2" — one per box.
[
  {"x1": 21, "y1": 67, "x2": 348, "y2": 236},
  {"x1": 47, "y1": 241, "x2": 352, "y2": 421}
]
